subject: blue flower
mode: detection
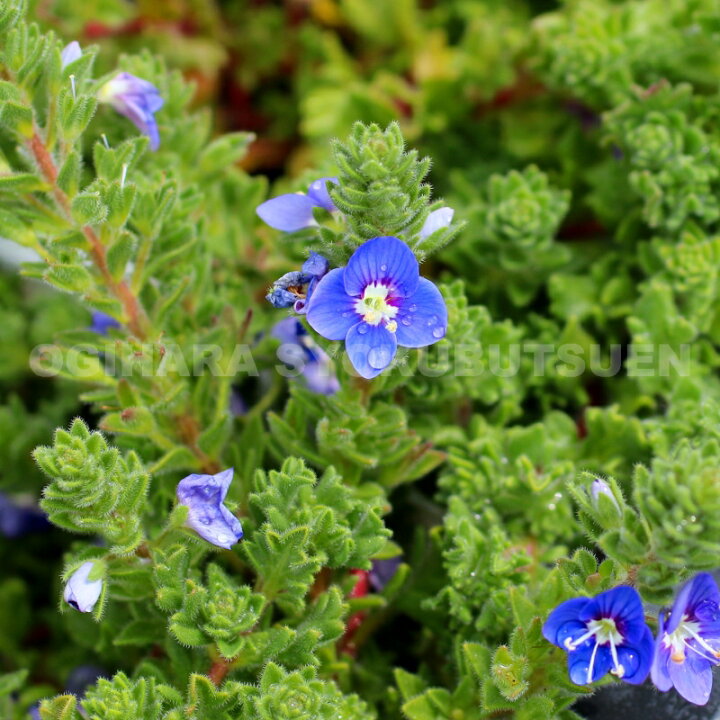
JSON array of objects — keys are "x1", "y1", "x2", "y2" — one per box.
[
  {"x1": 176, "y1": 468, "x2": 243, "y2": 549},
  {"x1": 369, "y1": 557, "x2": 401, "y2": 592},
  {"x1": 61, "y1": 41, "x2": 82, "y2": 68},
  {"x1": 256, "y1": 177, "x2": 338, "y2": 232},
  {"x1": 306, "y1": 236, "x2": 447, "y2": 379},
  {"x1": 420, "y1": 207, "x2": 454, "y2": 239},
  {"x1": 0, "y1": 492, "x2": 49, "y2": 538},
  {"x1": 266, "y1": 252, "x2": 329, "y2": 313},
  {"x1": 272, "y1": 317, "x2": 340, "y2": 395},
  {"x1": 651, "y1": 573, "x2": 720, "y2": 705},
  {"x1": 98, "y1": 72, "x2": 164, "y2": 151},
  {"x1": 63, "y1": 561, "x2": 103, "y2": 613},
  {"x1": 89, "y1": 311, "x2": 121, "y2": 335},
  {"x1": 543, "y1": 586, "x2": 654, "y2": 686}
]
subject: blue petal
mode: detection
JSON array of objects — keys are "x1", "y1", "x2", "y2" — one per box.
[
  {"x1": 568, "y1": 644, "x2": 612, "y2": 685},
  {"x1": 651, "y1": 611, "x2": 673, "y2": 691},
  {"x1": 89, "y1": 311, "x2": 121, "y2": 335},
  {"x1": 61, "y1": 41, "x2": 82, "y2": 68},
  {"x1": 272, "y1": 317, "x2": 304, "y2": 345},
  {"x1": 256, "y1": 193, "x2": 318, "y2": 232},
  {"x1": 302, "y1": 252, "x2": 329, "y2": 278},
  {"x1": 302, "y1": 359, "x2": 340, "y2": 395},
  {"x1": 618, "y1": 625, "x2": 654, "y2": 684},
  {"x1": 395, "y1": 278, "x2": 448, "y2": 348},
  {"x1": 668, "y1": 652, "x2": 714, "y2": 705},
  {"x1": 669, "y1": 573, "x2": 720, "y2": 633},
  {"x1": 121, "y1": 97, "x2": 160, "y2": 150},
  {"x1": 581, "y1": 586, "x2": 646, "y2": 645},
  {"x1": 306, "y1": 268, "x2": 362, "y2": 341},
  {"x1": 420, "y1": 207, "x2": 454, "y2": 239},
  {"x1": 542, "y1": 597, "x2": 588, "y2": 646},
  {"x1": 306, "y1": 177, "x2": 339, "y2": 212},
  {"x1": 345, "y1": 322, "x2": 398, "y2": 379},
  {"x1": 344, "y1": 236, "x2": 419, "y2": 298}
]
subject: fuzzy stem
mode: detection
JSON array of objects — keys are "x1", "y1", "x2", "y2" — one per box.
[{"x1": 28, "y1": 129, "x2": 150, "y2": 340}]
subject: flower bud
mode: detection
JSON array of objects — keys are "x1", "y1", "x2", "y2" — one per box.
[{"x1": 64, "y1": 561, "x2": 103, "y2": 613}]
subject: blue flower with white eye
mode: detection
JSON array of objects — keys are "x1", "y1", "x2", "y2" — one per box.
[
  {"x1": 61, "y1": 41, "x2": 82, "y2": 68},
  {"x1": 266, "y1": 252, "x2": 329, "y2": 313},
  {"x1": 256, "y1": 177, "x2": 338, "y2": 232},
  {"x1": 98, "y1": 72, "x2": 164, "y2": 150},
  {"x1": 306, "y1": 236, "x2": 447, "y2": 379},
  {"x1": 272, "y1": 317, "x2": 340, "y2": 395},
  {"x1": 176, "y1": 468, "x2": 243, "y2": 549},
  {"x1": 543, "y1": 586, "x2": 654, "y2": 686},
  {"x1": 651, "y1": 573, "x2": 720, "y2": 705},
  {"x1": 64, "y1": 561, "x2": 103, "y2": 613}
]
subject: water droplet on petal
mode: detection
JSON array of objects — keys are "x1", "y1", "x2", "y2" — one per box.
[
  {"x1": 368, "y1": 345, "x2": 392, "y2": 369},
  {"x1": 409, "y1": 304, "x2": 417, "y2": 312},
  {"x1": 357, "y1": 323, "x2": 369, "y2": 335},
  {"x1": 380, "y1": 264, "x2": 388, "y2": 272},
  {"x1": 426, "y1": 315, "x2": 438, "y2": 326},
  {"x1": 401, "y1": 317, "x2": 412, "y2": 326},
  {"x1": 342, "y1": 311, "x2": 352, "y2": 318},
  {"x1": 432, "y1": 326, "x2": 445, "y2": 339}
]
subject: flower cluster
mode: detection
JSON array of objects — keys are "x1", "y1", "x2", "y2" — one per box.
[{"x1": 544, "y1": 574, "x2": 720, "y2": 705}]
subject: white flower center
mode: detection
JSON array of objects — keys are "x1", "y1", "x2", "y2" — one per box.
[
  {"x1": 663, "y1": 614, "x2": 720, "y2": 664},
  {"x1": 355, "y1": 282, "x2": 398, "y2": 332},
  {"x1": 564, "y1": 617, "x2": 626, "y2": 683}
]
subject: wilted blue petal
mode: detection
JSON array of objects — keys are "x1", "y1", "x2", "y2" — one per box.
[
  {"x1": 394, "y1": 278, "x2": 448, "y2": 348},
  {"x1": 306, "y1": 177, "x2": 339, "y2": 212},
  {"x1": 343, "y1": 236, "x2": 419, "y2": 298},
  {"x1": 176, "y1": 468, "x2": 243, "y2": 549},
  {"x1": 256, "y1": 193, "x2": 318, "y2": 232},
  {"x1": 307, "y1": 268, "x2": 361, "y2": 341},
  {"x1": 64, "y1": 561, "x2": 103, "y2": 613},
  {"x1": 61, "y1": 41, "x2": 82, "y2": 68},
  {"x1": 302, "y1": 252, "x2": 329, "y2": 278},
  {"x1": 266, "y1": 286, "x2": 299, "y2": 309},
  {"x1": 98, "y1": 73, "x2": 164, "y2": 150},
  {"x1": 420, "y1": 207, "x2": 454, "y2": 239},
  {"x1": 345, "y1": 322, "x2": 398, "y2": 379}
]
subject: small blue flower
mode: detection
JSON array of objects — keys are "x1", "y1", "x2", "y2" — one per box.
[
  {"x1": 651, "y1": 573, "x2": 720, "y2": 705},
  {"x1": 369, "y1": 557, "x2": 401, "y2": 592},
  {"x1": 64, "y1": 561, "x2": 103, "y2": 613},
  {"x1": 89, "y1": 311, "x2": 121, "y2": 335},
  {"x1": 61, "y1": 41, "x2": 82, "y2": 68},
  {"x1": 98, "y1": 72, "x2": 164, "y2": 151},
  {"x1": 420, "y1": 207, "x2": 454, "y2": 239},
  {"x1": 266, "y1": 252, "x2": 329, "y2": 313},
  {"x1": 543, "y1": 586, "x2": 654, "y2": 686},
  {"x1": 256, "y1": 177, "x2": 339, "y2": 232},
  {"x1": 306, "y1": 236, "x2": 447, "y2": 379},
  {"x1": 272, "y1": 317, "x2": 340, "y2": 395},
  {"x1": 0, "y1": 493, "x2": 49, "y2": 538},
  {"x1": 591, "y1": 477, "x2": 620, "y2": 511},
  {"x1": 176, "y1": 468, "x2": 243, "y2": 549}
]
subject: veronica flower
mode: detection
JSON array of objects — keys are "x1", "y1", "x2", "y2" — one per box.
[
  {"x1": 543, "y1": 586, "x2": 654, "y2": 686},
  {"x1": 176, "y1": 468, "x2": 243, "y2": 549},
  {"x1": 256, "y1": 177, "x2": 338, "y2": 232},
  {"x1": 272, "y1": 317, "x2": 340, "y2": 395},
  {"x1": 306, "y1": 236, "x2": 447, "y2": 379},
  {"x1": 89, "y1": 311, "x2": 121, "y2": 335},
  {"x1": 266, "y1": 252, "x2": 329, "y2": 313},
  {"x1": 419, "y1": 207, "x2": 454, "y2": 239},
  {"x1": 97, "y1": 72, "x2": 164, "y2": 151},
  {"x1": 369, "y1": 556, "x2": 401, "y2": 592},
  {"x1": 64, "y1": 561, "x2": 103, "y2": 613},
  {"x1": 61, "y1": 41, "x2": 82, "y2": 68},
  {"x1": 591, "y1": 478, "x2": 620, "y2": 511},
  {"x1": 651, "y1": 573, "x2": 720, "y2": 705}
]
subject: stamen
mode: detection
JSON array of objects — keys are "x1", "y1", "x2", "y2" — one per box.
[
  {"x1": 70, "y1": 74, "x2": 76, "y2": 99},
  {"x1": 121, "y1": 163, "x2": 128, "y2": 189},
  {"x1": 609, "y1": 637, "x2": 625, "y2": 678},
  {"x1": 684, "y1": 641, "x2": 719, "y2": 665},
  {"x1": 102, "y1": 134, "x2": 110, "y2": 149},
  {"x1": 586, "y1": 641, "x2": 600, "y2": 684},
  {"x1": 566, "y1": 628, "x2": 596, "y2": 650},
  {"x1": 685, "y1": 625, "x2": 720, "y2": 659}
]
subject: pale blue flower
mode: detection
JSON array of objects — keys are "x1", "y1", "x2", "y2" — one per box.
[{"x1": 64, "y1": 561, "x2": 103, "y2": 613}]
